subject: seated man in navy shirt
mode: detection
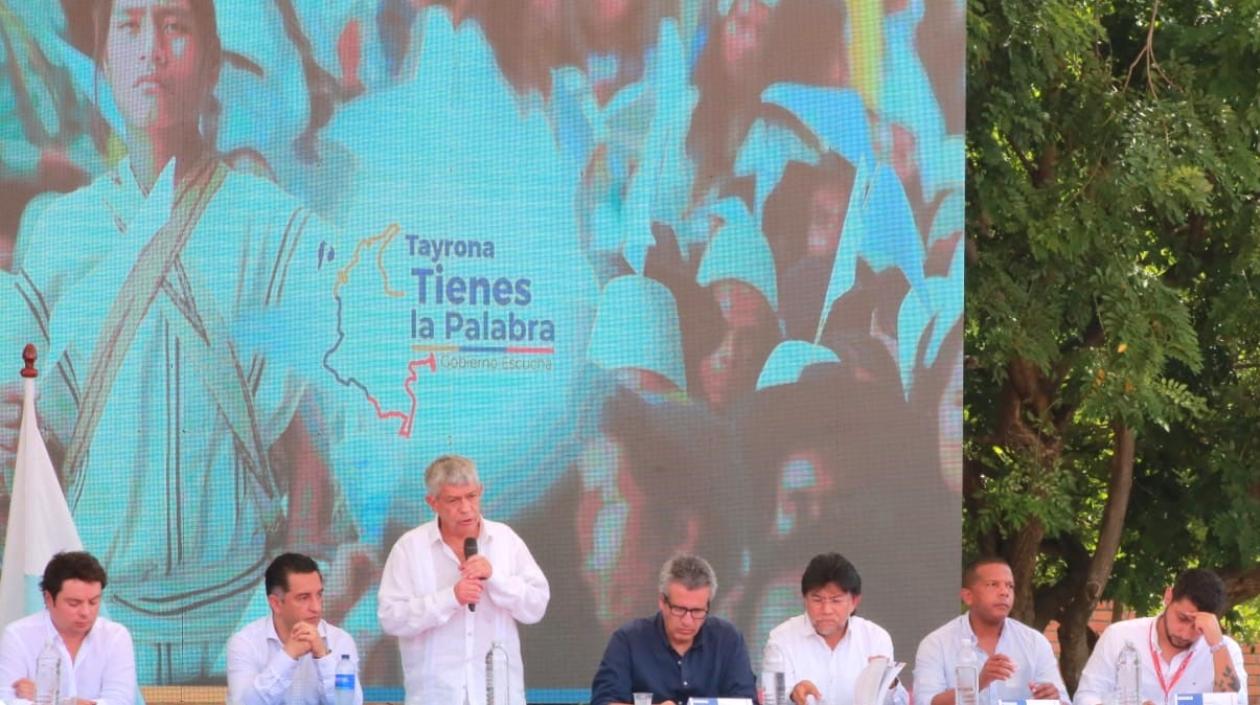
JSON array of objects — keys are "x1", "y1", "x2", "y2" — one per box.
[{"x1": 590, "y1": 554, "x2": 757, "y2": 705}]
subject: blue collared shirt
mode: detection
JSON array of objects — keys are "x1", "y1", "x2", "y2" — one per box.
[{"x1": 590, "y1": 613, "x2": 757, "y2": 705}]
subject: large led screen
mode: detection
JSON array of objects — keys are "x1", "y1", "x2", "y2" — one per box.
[{"x1": 0, "y1": 0, "x2": 964, "y2": 700}]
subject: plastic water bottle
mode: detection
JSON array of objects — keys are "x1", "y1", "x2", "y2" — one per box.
[
  {"x1": 34, "y1": 639, "x2": 61, "y2": 705},
  {"x1": 762, "y1": 642, "x2": 787, "y2": 705},
  {"x1": 1115, "y1": 641, "x2": 1140, "y2": 705},
  {"x1": 955, "y1": 637, "x2": 979, "y2": 705},
  {"x1": 334, "y1": 654, "x2": 356, "y2": 705},
  {"x1": 485, "y1": 641, "x2": 509, "y2": 705}
]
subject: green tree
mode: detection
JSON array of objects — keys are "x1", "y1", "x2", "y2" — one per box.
[{"x1": 965, "y1": 0, "x2": 1260, "y2": 687}]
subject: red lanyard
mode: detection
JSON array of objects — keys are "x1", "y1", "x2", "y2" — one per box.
[{"x1": 1148, "y1": 621, "x2": 1195, "y2": 699}]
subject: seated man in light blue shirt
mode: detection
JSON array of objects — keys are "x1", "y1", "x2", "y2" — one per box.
[
  {"x1": 226, "y1": 553, "x2": 362, "y2": 705},
  {"x1": 914, "y1": 558, "x2": 1068, "y2": 705}
]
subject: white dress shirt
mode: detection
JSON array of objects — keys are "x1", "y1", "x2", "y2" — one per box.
[
  {"x1": 914, "y1": 613, "x2": 1068, "y2": 705},
  {"x1": 0, "y1": 610, "x2": 136, "y2": 705},
  {"x1": 764, "y1": 614, "x2": 909, "y2": 705},
  {"x1": 226, "y1": 616, "x2": 362, "y2": 705},
  {"x1": 377, "y1": 518, "x2": 550, "y2": 705},
  {"x1": 1073, "y1": 617, "x2": 1246, "y2": 705}
]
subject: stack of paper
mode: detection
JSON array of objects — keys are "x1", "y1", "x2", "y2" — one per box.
[{"x1": 854, "y1": 656, "x2": 906, "y2": 705}]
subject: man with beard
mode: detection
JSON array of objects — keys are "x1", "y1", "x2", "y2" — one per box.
[
  {"x1": 914, "y1": 558, "x2": 1067, "y2": 705},
  {"x1": 1074, "y1": 568, "x2": 1246, "y2": 705}
]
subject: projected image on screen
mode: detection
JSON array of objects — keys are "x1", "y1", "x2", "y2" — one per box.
[{"x1": 0, "y1": 0, "x2": 963, "y2": 699}]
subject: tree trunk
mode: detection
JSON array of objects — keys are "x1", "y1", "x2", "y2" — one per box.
[
  {"x1": 1055, "y1": 423, "x2": 1136, "y2": 691},
  {"x1": 1083, "y1": 424, "x2": 1135, "y2": 602},
  {"x1": 1218, "y1": 565, "x2": 1260, "y2": 610},
  {"x1": 1057, "y1": 602, "x2": 1094, "y2": 694},
  {"x1": 1009, "y1": 517, "x2": 1045, "y2": 625}
]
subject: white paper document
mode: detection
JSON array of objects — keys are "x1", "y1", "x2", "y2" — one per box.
[{"x1": 853, "y1": 655, "x2": 906, "y2": 705}]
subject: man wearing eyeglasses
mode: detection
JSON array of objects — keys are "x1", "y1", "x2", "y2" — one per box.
[
  {"x1": 763, "y1": 553, "x2": 909, "y2": 705},
  {"x1": 590, "y1": 554, "x2": 757, "y2": 705}
]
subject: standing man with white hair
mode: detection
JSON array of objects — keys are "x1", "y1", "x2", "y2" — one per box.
[
  {"x1": 589, "y1": 554, "x2": 757, "y2": 705},
  {"x1": 377, "y1": 455, "x2": 550, "y2": 705}
]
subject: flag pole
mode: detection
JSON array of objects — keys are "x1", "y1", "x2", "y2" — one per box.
[
  {"x1": 22, "y1": 343, "x2": 37, "y2": 378},
  {"x1": 0, "y1": 342, "x2": 83, "y2": 631}
]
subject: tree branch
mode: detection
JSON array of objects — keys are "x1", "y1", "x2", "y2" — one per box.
[
  {"x1": 1084, "y1": 424, "x2": 1137, "y2": 603},
  {"x1": 1033, "y1": 536, "x2": 1092, "y2": 630},
  {"x1": 1217, "y1": 564, "x2": 1260, "y2": 610},
  {"x1": 997, "y1": 131, "x2": 1041, "y2": 186},
  {"x1": 1124, "y1": 0, "x2": 1163, "y2": 95}
]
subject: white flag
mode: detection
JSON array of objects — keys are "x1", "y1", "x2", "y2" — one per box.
[{"x1": 0, "y1": 369, "x2": 83, "y2": 631}]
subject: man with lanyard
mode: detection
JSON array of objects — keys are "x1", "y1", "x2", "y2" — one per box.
[
  {"x1": 762, "y1": 552, "x2": 909, "y2": 705},
  {"x1": 1074, "y1": 568, "x2": 1246, "y2": 705},
  {"x1": 914, "y1": 557, "x2": 1068, "y2": 705}
]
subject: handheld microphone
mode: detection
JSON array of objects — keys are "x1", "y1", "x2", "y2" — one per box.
[{"x1": 464, "y1": 537, "x2": 478, "y2": 612}]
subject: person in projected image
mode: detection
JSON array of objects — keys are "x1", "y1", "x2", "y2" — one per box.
[
  {"x1": 767, "y1": 154, "x2": 857, "y2": 341},
  {"x1": 761, "y1": 0, "x2": 848, "y2": 89},
  {"x1": 816, "y1": 263, "x2": 911, "y2": 394},
  {"x1": 0, "y1": 5, "x2": 97, "y2": 273},
  {"x1": 692, "y1": 293, "x2": 778, "y2": 414},
  {"x1": 2, "y1": 0, "x2": 361, "y2": 683},
  {"x1": 726, "y1": 359, "x2": 854, "y2": 648},
  {"x1": 917, "y1": 0, "x2": 965, "y2": 136},
  {"x1": 574, "y1": 0, "x2": 661, "y2": 105},
  {"x1": 689, "y1": 201, "x2": 782, "y2": 414},
  {"x1": 576, "y1": 275, "x2": 743, "y2": 634},
  {"x1": 729, "y1": 348, "x2": 953, "y2": 663},
  {"x1": 687, "y1": 0, "x2": 777, "y2": 207},
  {"x1": 590, "y1": 554, "x2": 757, "y2": 705},
  {"x1": 480, "y1": 0, "x2": 577, "y2": 102}
]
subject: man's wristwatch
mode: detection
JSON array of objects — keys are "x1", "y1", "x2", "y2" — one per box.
[{"x1": 1209, "y1": 640, "x2": 1227, "y2": 654}]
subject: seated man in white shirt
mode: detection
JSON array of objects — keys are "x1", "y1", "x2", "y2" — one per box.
[
  {"x1": 1074, "y1": 568, "x2": 1246, "y2": 705},
  {"x1": 763, "y1": 553, "x2": 909, "y2": 705},
  {"x1": 377, "y1": 454, "x2": 551, "y2": 705},
  {"x1": 0, "y1": 551, "x2": 136, "y2": 705},
  {"x1": 914, "y1": 557, "x2": 1068, "y2": 705},
  {"x1": 226, "y1": 553, "x2": 362, "y2": 705}
]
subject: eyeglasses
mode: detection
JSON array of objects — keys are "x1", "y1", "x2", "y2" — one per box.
[{"x1": 663, "y1": 597, "x2": 709, "y2": 620}]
